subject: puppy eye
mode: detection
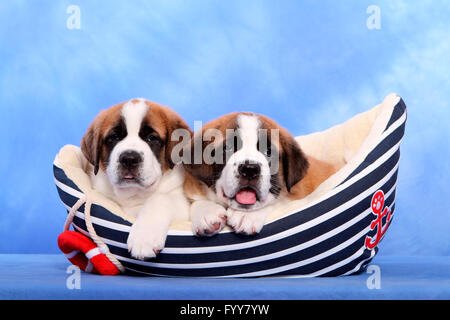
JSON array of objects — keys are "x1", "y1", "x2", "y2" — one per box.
[
  {"x1": 224, "y1": 136, "x2": 240, "y2": 153},
  {"x1": 146, "y1": 134, "x2": 160, "y2": 143},
  {"x1": 104, "y1": 123, "x2": 127, "y2": 148},
  {"x1": 257, "y1": 140, "x2": 272, "y2": 157},
  {"x1": 223, "y1": 143, "x2": 234, "y2": 153},
  {"x1": 105, "y1": 132, "x2": 120, "y2": 145},
  {"x1": 140, "y1": 126, "x2": 162, "y2": 145},
  {"x1": 145, "y1": 133, "x2": 163, "y2": 145}
]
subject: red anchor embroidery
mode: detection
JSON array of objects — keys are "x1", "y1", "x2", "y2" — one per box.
[{"x1": 365, "y1": 190, "x2": 392, "y2": 250}]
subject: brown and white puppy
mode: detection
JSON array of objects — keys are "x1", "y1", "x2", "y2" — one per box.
[
  {"x1": 81, "y1": 98, "x2": 192, "y2": 259},
  {"x1": 183, "y1": 112, "x2": 339, "y2": 236}
]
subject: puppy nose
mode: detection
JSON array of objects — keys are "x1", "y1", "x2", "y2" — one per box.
[
  {"x1": 238, "y1": 162, "x2": 261, "y2": 180},
  {"x1": 119, "y1": 151, "x2": 142, "y2": 169}
]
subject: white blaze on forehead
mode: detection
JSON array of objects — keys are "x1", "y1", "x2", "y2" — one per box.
[
  {"x1": 237, "y1": 114, "x2": 260, "y2": 153},
  {"x1": 121, "y1": 99, "x2": 148, "y2": 136}
]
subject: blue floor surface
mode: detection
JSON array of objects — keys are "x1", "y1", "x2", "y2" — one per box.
[{"x1": 0, "y1": 254, "x2": 448, "y2": 299}]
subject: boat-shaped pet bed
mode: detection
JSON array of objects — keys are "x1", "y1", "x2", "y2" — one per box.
[{"x1": 54, "y1": 93, "x2": 407, "y2": 277}]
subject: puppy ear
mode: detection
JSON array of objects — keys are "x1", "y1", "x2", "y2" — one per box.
[
  {"x1": 183, "y1": 130, "x2": 223, "y2": 188},
  {"x1": 279, "y1": 128, "x2": 309, "y2": 192},
  {"x1": 164, "y1": 109, "x2": 193, "y2": 169},
  {"x1": 81, "y1": 119, "x2": 102, "y2": 175}
]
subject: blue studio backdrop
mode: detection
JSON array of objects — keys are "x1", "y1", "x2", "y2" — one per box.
[{"x1": 0, "y1": 0, "x2": 449, "y2": 261}]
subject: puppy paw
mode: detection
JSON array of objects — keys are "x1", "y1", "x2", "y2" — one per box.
[
  {"x1": 127, "y1": 222, "x2": 166, "y2": 260},
  {"x1": 191, "y1": 202, "x2": 227, "y2": 237},
  {"x1": 226, "y1": 208, "x2": 266, "y2": 235}
]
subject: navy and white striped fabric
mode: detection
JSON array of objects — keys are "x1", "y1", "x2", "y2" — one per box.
[{"x1": 54, "y1": 99, "x2": 407, "y2": 277}]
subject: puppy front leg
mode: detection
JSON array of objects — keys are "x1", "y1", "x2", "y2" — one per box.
[
  {"x1": 226, "y1": 208, "x2": 268, "y2": 235},
  {"x1": 127, "y1": 194, "x2": 175, "y2": 260},
  {"x1": 190, "y1": 200, "x2": 227, "y2": 237}
]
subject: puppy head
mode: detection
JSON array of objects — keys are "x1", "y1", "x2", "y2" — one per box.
[
  {"x1": 81, "y1": 98, "x2": 191, "y2": 192},
  {"x1": 184, "y1": 112, "x2": 309, "y2": 211}
]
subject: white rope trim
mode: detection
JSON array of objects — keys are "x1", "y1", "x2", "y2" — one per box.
[
  {"x1": 83, "y1": 197, "x2": 126, "y2": 273},
  {"x1": 63, "y1": 197, "x2": 86, "y2": 232},
  {"x1": 62, "y1": 196, "x2": 125, "y2": 274}
]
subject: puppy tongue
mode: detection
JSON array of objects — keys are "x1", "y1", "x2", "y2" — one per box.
[{"x1": 235, "y1": 189, "x2": 257, "y2": 205}]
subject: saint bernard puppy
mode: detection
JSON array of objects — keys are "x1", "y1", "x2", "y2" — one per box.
[
  {"x1": 183, "y1": 112, "x2": 339, "y2": 236},
  {"x1": 81, "y1": 98, "x2": 191, "y2": 260}
]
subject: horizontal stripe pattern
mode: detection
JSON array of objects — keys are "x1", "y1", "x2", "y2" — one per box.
[{"x1": 54, "y1": 99, "x2": 406, "y2": 277}]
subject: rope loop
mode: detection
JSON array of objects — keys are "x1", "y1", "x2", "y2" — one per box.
[{"x1": 64, "y1": 196, "x2": 125, "y2": 273}]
